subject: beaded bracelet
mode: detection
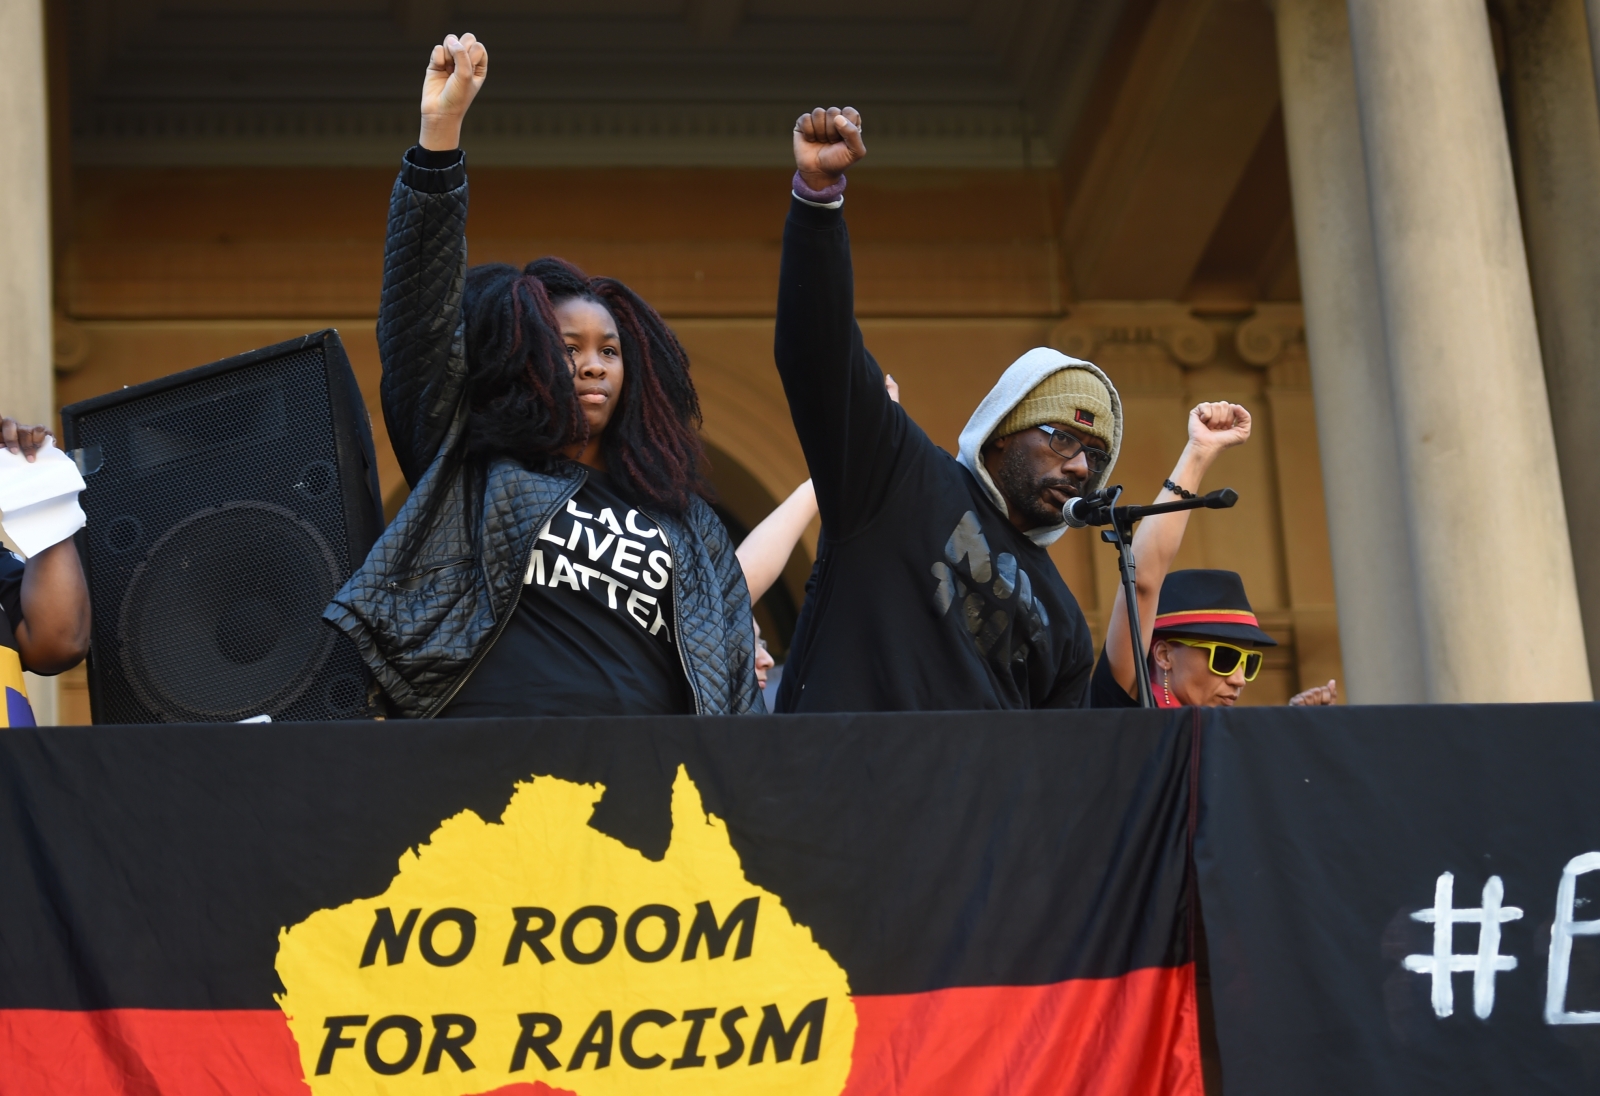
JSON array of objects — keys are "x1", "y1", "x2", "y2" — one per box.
[
  {"x1": 1163, "y1": 478, "x2": 1197, "y2": 499},
  {"x1": 792, "y1": 170, "x2": 847, "y2": 204}
]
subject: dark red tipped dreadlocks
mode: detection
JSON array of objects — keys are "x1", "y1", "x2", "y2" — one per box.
[{"x1": 461, "y1": 257, "x2": 710, "y2": 514}]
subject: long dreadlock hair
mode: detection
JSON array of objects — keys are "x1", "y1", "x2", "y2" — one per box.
[{"x1": 461, "y1": 257, "x2": 709, "y2": 514}]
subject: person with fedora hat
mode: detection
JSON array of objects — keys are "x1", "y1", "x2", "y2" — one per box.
[
  {"x1": 1091, "y1": 402, "x2": 1338, "y2": 708},
  {"x1": 1095, "y1": 569, "x2": 1335, "y2": 708}
]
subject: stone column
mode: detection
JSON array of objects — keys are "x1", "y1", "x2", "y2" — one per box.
[
  {"x1": 1270, "y1": 0, "x2": 1424, "y2": 703},
  {"x1": 0, "y1": 0, "x2": 57, "y2": 723},
  {"x1": 1586, "y1": 1, "x2": 1600, "y2": 109},
  {"x1": 1346, "y1": 0, "x2": 1591, "y2": 701},
  {"x1": 1500, "y1": 0, "x2": 1600, "y2": 689}
]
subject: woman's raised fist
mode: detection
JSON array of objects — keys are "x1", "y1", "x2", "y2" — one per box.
[{"x1": 419, "y1": 33, "x2": 489, "y2": 151}]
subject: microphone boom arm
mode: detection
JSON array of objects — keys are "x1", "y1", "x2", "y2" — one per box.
[{"x1": 1065, "y1": 487, "x2": 1237, "y2": 528}]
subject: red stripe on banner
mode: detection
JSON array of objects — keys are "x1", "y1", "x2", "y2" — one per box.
[
  {"x1": 842, "y1": 965, "x2": 1201, "y2": 1096},
  {"x1": 0, "y1": 968, "x2": 1195, "y2": 1095},
  {"x1": 0, "y1": 1008, "x2": 308, "y2": 1094}
]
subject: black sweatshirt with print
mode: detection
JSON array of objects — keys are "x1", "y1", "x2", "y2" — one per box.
[{"x1": 772, "y1": 197, "x2": 1093, "y2": 712}]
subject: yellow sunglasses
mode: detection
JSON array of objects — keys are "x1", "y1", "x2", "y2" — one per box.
[{"x1": 1168, "y1": 638, "x2": 1264, "y2": 682}]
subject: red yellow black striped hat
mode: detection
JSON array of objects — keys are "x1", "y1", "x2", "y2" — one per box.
[{"x1": 1152, "y1": 569, "x2": 1277, "y2": 646}]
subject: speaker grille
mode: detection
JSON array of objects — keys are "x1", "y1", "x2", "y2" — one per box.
[
  {"x1": 119, "y1": 503, "x2": 340, "y2": 721},
  {"x1": 65, "y1": 338, "x2": 378, "y2": 723}
]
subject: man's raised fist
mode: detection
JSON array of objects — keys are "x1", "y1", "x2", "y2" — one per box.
[
  {"x1": 793, "y1": 107, "x2": 867, "y2": 191},
  {"x1": 1187, "y1": 401, "x2": 1252, "y2": 454},
  {"x1": 419, "y1": 33, "x2": 489, "y2": 151}
]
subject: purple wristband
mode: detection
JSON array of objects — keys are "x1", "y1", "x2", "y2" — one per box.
[{"x1": 792, "y1": 170, "x2": 847, "y2": 203}]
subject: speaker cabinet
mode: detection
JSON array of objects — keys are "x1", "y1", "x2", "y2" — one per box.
[{"x1": 60, "y1": 331, "x2": 385, "y2": 723}]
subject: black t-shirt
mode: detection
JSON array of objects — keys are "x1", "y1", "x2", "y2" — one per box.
[
  {"x1": 444, "y1": 470, "x2": 693, "y2": 718},
  {"x1": 1090, "y1": 649, "x2": 1139, "y2": 708},
  {"x1": 1, "y1": 551, "x2": 22, "y2": 652},
  {"x1": 1089, "y1": 647, "x2": 1184, "y2": 709}
]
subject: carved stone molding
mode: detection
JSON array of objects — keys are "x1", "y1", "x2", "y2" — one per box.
[
  {"x1": 69, "y1": 0, "x2": 1109, "y2": 167},
  {"x1": 1235, "y1": 303, "x2": 1306, "y2": 367},
  {"x1": 73, "y1": 101, "x2": 1052, "y2": 168},
  {"x1": 1048, "y1": 302, "x2": 1217, "y2": 368}
]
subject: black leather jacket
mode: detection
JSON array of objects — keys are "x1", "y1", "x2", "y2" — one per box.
[{"x1": 324, "y1": 149, "x2": 763, "y2": 717}]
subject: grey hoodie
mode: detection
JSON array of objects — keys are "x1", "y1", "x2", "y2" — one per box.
[{"x1": 956, "y1": 347, "x2": 1124, "y2": 548}]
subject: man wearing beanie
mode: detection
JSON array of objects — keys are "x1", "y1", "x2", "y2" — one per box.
[{"x1": 769, "y1": 107, "x2": 1119, "y2": 712}]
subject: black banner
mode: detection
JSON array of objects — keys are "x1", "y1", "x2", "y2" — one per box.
[
  {"x1": 0, "y1": 710, "x2": 1200, "y2": 1095},
  {"x1": 1197, "y1": 703, "x2": 1600, "y2": 1094}
]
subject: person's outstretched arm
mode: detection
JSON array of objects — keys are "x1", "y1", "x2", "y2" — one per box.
[
  {"x1": 775, "y1": 108, "x2": 907, "y2": 540},
  {"x1": 377, "y1": 33, "x2": 488, "y2": 486},
  {"x1": 737, "y1": 480, "x2": 816, "y2": 603},
  {"x1": 16, "y1": 540, "x2": 90, "y2": 675},
  {"x1": 1104, "y1": 402, "x2": 1251, "y2": 696}
]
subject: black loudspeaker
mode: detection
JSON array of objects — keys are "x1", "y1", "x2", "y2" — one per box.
[{"x1": 60, "y1": 331, "x2": 385, "y2": 724}]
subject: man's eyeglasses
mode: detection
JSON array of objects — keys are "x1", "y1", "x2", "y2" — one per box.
[
  {"x1": 1168, "y1": 638, "x2": 1264, "y2": 681},
  {"x1": 1036, "y1": 424, "x2": 1111, "y2": 472}
]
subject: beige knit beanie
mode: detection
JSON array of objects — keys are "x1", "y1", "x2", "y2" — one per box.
[{"x1": 992, "y1": 368, "x2": 1115, "y2": 447}]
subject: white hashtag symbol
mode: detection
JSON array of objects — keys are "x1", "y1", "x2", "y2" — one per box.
[{"x1": 1403, "y1": 872, "x2": 1524, "y2": 1019}]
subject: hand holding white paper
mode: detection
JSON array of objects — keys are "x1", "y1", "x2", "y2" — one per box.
[{"x1": 0, "y1": 439, "x2": 88, "y2": 558}]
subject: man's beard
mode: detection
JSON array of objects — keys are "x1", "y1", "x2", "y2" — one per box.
[{"x1": 992, "y1": 443, "x2": 1084, "y2": 529}]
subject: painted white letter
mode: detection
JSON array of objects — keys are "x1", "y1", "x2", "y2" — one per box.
[{"x1": 1546, "y1": 851, "x2": 1600, "y2": 1025}]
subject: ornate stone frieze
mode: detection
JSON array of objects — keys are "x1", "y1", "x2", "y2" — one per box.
[
  {"x1": 1235, "y1": 303, "x2": 1306, "y2": 367},
  {"x1": 1048, "y1": 302, "x2": 1217, "y2": 368}
]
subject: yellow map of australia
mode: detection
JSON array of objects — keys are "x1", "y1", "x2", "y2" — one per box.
[{"x1": 275, "y1": 767, "x2": 856, "y2": 1096}]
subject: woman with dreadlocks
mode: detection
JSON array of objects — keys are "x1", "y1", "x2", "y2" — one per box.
[{"x1": 324, "y1": 33, "x2": 762, "y2": 717}]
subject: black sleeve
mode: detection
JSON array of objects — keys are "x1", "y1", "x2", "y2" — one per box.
[
  {"x1": 0, "y1": 552, "x2": 23, "y2": 635},
  {"x1": 773, "y1": 197, "x2": 909, "y2": 540},
  {"x1": 376, "y1": 145, "x2": 472, "y2": 487},
  {"x1": 1087, "y1": 647, "x2": 1139, "y2": 708}
]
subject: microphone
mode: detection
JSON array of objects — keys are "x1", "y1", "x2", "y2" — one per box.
[
  {"x1": 1062, "y1": 486, "x2": 1240, "y2": 528},
  {"x1": 1062, "y1": 489, "x2": 1116, "y2": 528}
]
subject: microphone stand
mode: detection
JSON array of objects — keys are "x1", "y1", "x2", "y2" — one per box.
[{"x1": 1068, "y1": 487, "x2": 1238, "y2": 709}]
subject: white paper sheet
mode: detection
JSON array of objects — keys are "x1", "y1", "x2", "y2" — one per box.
[{"x1": 0, "y1": 440, "x2": 88, "y2": 557}]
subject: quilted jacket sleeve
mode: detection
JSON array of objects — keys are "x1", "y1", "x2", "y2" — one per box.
[
  {"x1": 705, "y1": 502, "x2": 765, "y2": 714},
  {"x1": 378, "y1": 147, "x2": 472, "y2": 488}
]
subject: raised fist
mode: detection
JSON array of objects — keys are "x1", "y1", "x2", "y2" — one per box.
[
  {"x1": 793, "y1": 107, "x2": 866, "y2": 191},
  {"x1": 1187, "y1": 401, "x2": 1251, "y2": 453},
  {"x1": 419, "y1": 33, "x2": 489, "y2": 151}
]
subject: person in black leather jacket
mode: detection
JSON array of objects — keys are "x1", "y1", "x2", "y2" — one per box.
[{"x1": 324, "y1": 33, "x2": 762, "y2": 718}]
